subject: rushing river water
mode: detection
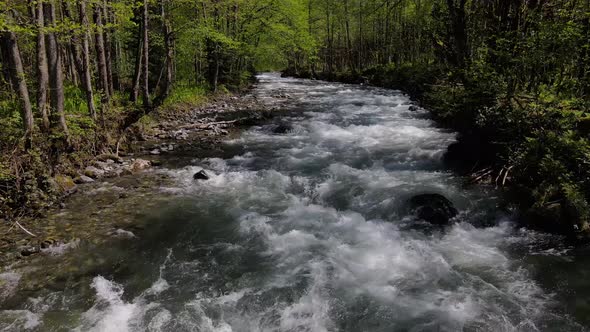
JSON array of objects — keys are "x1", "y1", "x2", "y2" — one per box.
[{"x1": 1, "y1": 73, "x2": 590, "y2": 331}]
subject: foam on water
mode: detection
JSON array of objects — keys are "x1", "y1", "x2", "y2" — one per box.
[{"x1": 4, "y1": 73, "x2": 586, "y2": 331}]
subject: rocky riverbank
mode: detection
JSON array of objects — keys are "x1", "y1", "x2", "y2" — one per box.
[{"x1": 0, "y1": 91, "x2": 285, "y2": 271}]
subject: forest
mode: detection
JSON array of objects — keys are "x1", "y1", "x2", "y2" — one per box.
[{"x1": 1, "y1": 0, "x2": 590, "y2": 236}]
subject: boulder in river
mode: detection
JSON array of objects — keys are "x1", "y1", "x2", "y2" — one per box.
[
  {"x1": 273, "y1": 123, "x2": 293, "y2": 134},
  {"x1": 193, "y1": 170, "x2": 210, "y2": 180},
  {"x1": 130, "y1": 159, "x2": 152, "y2": 173},
  {"x1": 406, "y1": 193, "x2": 458, "y2": 225}
]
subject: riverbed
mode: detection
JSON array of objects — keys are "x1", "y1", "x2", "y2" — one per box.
[{"x1": 0, "y1": 73, "x2": 588, "y2": 331}]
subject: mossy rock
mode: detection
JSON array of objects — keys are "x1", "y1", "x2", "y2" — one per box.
[{"x1": 54, "y1": 175, "x2": 77, "y2": 194}]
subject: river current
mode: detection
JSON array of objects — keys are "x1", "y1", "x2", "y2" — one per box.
[{"x1": 1, "y1": 73, "x2": 588, "y2": 331}]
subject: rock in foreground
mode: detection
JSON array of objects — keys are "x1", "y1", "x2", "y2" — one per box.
[
  {"x1": 406, "y1": 193, "x2": 458, "y2": 225},
  {"x1": 194, "y1": 170, "x2": 210, "y2": 180}
]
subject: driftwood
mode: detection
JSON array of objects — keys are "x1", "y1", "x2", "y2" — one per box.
[
  {"x1": 470, "y1": 167, "x2": 493, "y2": 183},
  {"x1": 177, "y1": 118, "x2": 246, "y2": 130},
  {"x1": 502, "y1": 166, "x2": 514, "y2": 187},
  {"x1": 15, "y1": 220, "x2": 37, "y2": 237}
]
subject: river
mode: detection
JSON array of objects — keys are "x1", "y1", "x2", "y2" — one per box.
[{"x1": 1, "y1": 73, "x2": 589, "y2": 331}]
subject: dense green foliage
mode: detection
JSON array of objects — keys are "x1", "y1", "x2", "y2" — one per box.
[
  {"x1": 2, "y1": 0, "x2": 590, "y2": 235},
  {"x1": 0, "y1": 0, "x2": 312, "y2": 217},
  {"x1": 280, "y1": 0, "x2": 590, "y2": 234}
]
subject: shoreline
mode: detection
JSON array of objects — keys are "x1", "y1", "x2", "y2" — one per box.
[
  {"x1": 282, "y1": 70, "x2": 590, "y2": 242},
  {"x1": 0, "y1": 89, "x2": 283, "y2": 270}
]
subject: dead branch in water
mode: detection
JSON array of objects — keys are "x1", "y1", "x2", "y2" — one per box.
[
  {"x1": 470, "y1": 167, "x2": 493, "y2": 183},
  {"x1": 14, "y1": 220, "x2": 37, "y2": 237}
]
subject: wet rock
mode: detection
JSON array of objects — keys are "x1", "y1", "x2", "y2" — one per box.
[
  {"x1": 84, "y1": 166, "x2": 105, "y2": 178},
  {"x1": 130, "y1": 159, "x2": 152, "y2": 173},
  {"x1": 193, "y1": 170, "x2": 210, "y2": 180},
  {"x1": 19, "y1": 245, "x2": 40, "y2": 257},
  {"x1": 273, "y1": 123, "x2": 293, "y2": 134},
  {"x1": 96, "y1": 153, "x2": 123, "y2": 164},
  {"x1": 74, "y1": 175, "x2": 95, "y2": 184},
  {"x1": 406, "y1": 194, "x2": 458, "y2": 225},
  {"x1": 408, "y1": 105, "x2": 419, "y2": 112}
]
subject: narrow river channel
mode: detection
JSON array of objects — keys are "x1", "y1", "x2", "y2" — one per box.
[{"x1": 1, "y1": 73, "x2": 588, "y2": 331}]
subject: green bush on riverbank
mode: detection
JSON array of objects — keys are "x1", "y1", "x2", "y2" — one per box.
[
  {"x1": 278, "y1": 0, "x2": 590, "y2": 237},
  {"x1": 329, "y1": 63, "x2": 590, "y2": 235}
]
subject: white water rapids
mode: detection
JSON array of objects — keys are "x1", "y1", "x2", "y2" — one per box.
[{"x1": 0, "y1": 73, "x2": 586, "y2": 331}]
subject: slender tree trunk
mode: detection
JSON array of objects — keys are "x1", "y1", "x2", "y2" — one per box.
[
  {"x1": 358, "y1": 0, "x2": 363, "y2": 70},
  {"x1": 46, "y1": 0, "x2": 70, "y2": 144},
  {"x1": 130, "y1": 38, "x2": 143, "y2": 102},
  {"x1": 344, "y1": 0, "x2": 354, "y2": 72},
  {"x1": 160, "y1": 0, "x2": 173, "y2": 100},
  {"x1": 142, "y1": 0, "x2": 151, "y2": 109},
  {"x1": 103, "y1": 0, "x2": 114, "y2": 96},
  {"x1": 446, "y1": 0, "x2": 468, "y2": 67},
  {"x1": 2, "y1": 31, "x2": 34, "y2": 149},
  {"x1": 34, "y1": 0, "x2": 50, "y2": 132},
  {"x1": 62, "y1": 1, "x2": 82, "y2": 83},
  {"x1": 213, "y1": 46, "x2": 220, "y2": 92},
  {"x1": 114, "y1": 37, "x2": 123, "y2": 91},
  {"x1": 94, "y1": 2, "x2": 110, "y2": 102},
  {"x1": 79, "y1": 0, "x2": 97, "y2": 121}
]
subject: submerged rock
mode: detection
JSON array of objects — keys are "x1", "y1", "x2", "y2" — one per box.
[
  {"x1": 19, "y1": 245, "x2": 40, "y2": 257},
  {"x1": 273, "y1": 123, "x2": 293, "y2": 134},
  {"x1": 406, "y1": 193, "x2": 458, "y2": 225},
  {"x1": 193, "y1": 170, "x2": 210, "y2": 180}
]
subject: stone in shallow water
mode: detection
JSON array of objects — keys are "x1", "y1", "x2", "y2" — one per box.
[
  {"x1": 273, "y1": 123, "x2": 292, "y2": 134},
  {"x1": 84, "y1": 166, "x2": 104, "y2": 179},
  {"x1": 193, "y1": 170, "x2": 210, "y2": 180},
  {"x1": 130, "y1": 159, "x2": 152, "y2": 172},
  {"x1": 74, "y1": 175, "x2": 95, "y2": 184},
  {"x1": 406, "y1": 193, "x2": 458, "y2": 225}
]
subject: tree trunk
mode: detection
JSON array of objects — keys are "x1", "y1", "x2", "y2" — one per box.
[
  {"x1": 94, "y1": 2, "x2": 110, "y2": 102},
  {"x1": 130, "y1": 38, "x2": 143, "y2": 102},
  {"x1": 79, "y1": 0, "x2": 98, "y2": 121},
  {"x1": 103, "y1": 0, "x2": 114, "y2": 96},
  {"x1": 2, "y1": 31, "x2": 34, "y2": 149},
  {"x1": 446, "y1": 0, "x2": 468, "y2": 67},
  {"x1": 142, "y1": 0, "x2": 151, "y2": 109},
  {"x1": 61, "y1": 1, "x2": 82, "y2": 84},
  {"x1": 160, "y1": 0, "x2": 173, "y2": 100},
  {"x1": 46, "y1": 0, "x2": 70, "y2": 144},
  {"x1": 34, "y1": 0, "x2": 50, "y2": 132}
]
